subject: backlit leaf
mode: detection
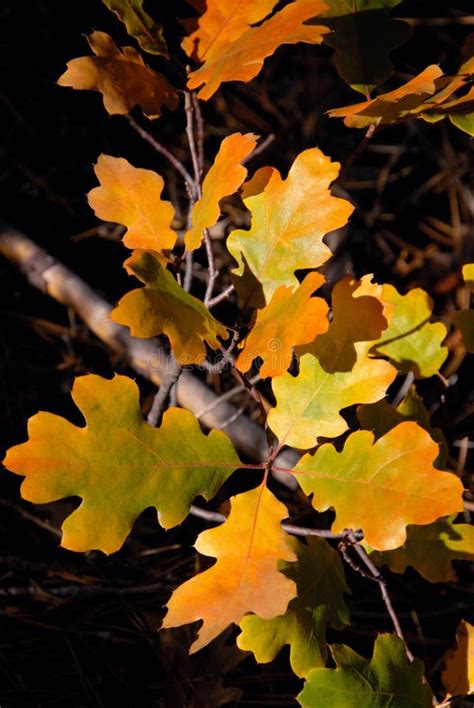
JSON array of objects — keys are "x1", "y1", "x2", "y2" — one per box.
[
  {"x1": 185, "y1": 133, "x2": 258, "y2": 251},
  {"x1": 238, "y1": 536, "x2": 350, "y2": 677},
  {"x1": 268, "y1": 347, "x2": 396, "y2": 449},
  {"x1": 292, "y1": 422, "x2": 464, "y2": 550},
  {"x1": 369, "y1": 516, "x2": 474, "y2": 583},
  {"x1": 111, "y1": 250, "x2": 229, "y2": 364},
  {"x1": 237, "y1": 272, "x2": 329, "y2": 378},
  {"x1": 2, "y1": 374, "x2": 240, "y2": 554},
  {"x1": 88, "y1": 154, "x2": 176, "y2": 256},
  {"x1": 358, "y1": 385, "x2": 448, "y2": 467},
  {"x1": 371, "y1": 284, "x2": 448, "y2": 378},
  {"x1": 102, "y1": 0, "x2": 168, "y2": 55},
  {"x1": 298, "y1": 633, "x2": 433, "y2": 707},
  {"x1": 442, "y1": 620, "x2": 474, "y2": 698},
  {"x1": 328, "y1": 60, "x2": 474, "y2": 132},
  {"x1": 57, "y1": 31, "x2": 178, "y2": 118},
  {"x1": 162, "y1": 485, "x2": 297, "y2": 653},
  {"x1": 318, "y1": 0, "x2": 411, "y2": 95},
  {"x1": 183, "y1": 0, "x2": 329, "y2": 100},
  {"x1": 227, "y1": 148, "x2": 354, "y2": 307},
  {"x1": 268, "y1": 276, "x2": 395, "y2": 449}
]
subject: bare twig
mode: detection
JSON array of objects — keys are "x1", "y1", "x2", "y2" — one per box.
[
  {"x1": 0, "y1": 498, "x2": 61, "y2": 539},
  {"x1": 191, "y1": 93, "x2": 205, "y2": 174},
  {"x1": 207, "y1": 284, "x2": 235, "y2": 308},
  {"x1": 343, "y1": 531, "x2": 414, "y2": 661},
  {"x1": 242, "y1": 133, "x2": 275, "y2": 164},
  {"x1": 147, "y1": 357, "x2": 182, "y2": 427},
  {"x1": 343, "y1": 124, "x2": 376, "y2": 174},
  {"x1": 125, "y1": 115, "x2": 195, "y2": 193}
]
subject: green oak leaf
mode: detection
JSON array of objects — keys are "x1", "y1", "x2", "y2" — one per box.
[
  {"x1": 298, "y1": 633, "x2": 433, "y2": 707},
  {"x1": 102, "y1": 0, "x2": 168, "y2": 55},
  {"x1": 238, "y1": 536, "x2": 350, "y2": 677}
]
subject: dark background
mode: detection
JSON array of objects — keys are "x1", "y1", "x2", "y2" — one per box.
[{"x1": 0, "y1": 1, "x2": 473, "y2": 705}]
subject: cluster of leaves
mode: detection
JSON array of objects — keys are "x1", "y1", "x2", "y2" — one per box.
[{"x1": 3, "y1": 1, "x2": 474, "y2": 705}]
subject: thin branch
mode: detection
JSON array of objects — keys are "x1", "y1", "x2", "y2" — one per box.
[
  {"x1": 343, "y1": 124, "x2": 376, "y2": 174},
  {"x1": 147, "y1": 357, "x2": 181, "y2": 427},
  {"x1": 183, "y1": 250, "x2": 194, "y2": 292},
  {"x1": 391, "y1": 371, "x2": 415, "y2": 407},
  {"x1": 125, "y1": 115, "x2": 195, "y2": 193},
  {"x1": 343, "y1": 530, "x2": 414, "y2": 661},
  {"x1": 0, "y1": 498, "x2": 61, "y2": 539},
  {"x1": 191, "y1": 93, "x2": 205, "y2": 173},
  {"x1": 242, "y1": 133, "x2": 275, "y2": 165},
  {"x1": 194, "y1": 374, "x2": 260, "y2": 420},
  {"x1": 207, "y1": 284, "x2": 235, "y2": 308}
]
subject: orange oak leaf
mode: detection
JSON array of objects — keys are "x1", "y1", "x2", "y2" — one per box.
[
  {"x1": 184, "y1": 0, "x2": 330, "y2": 100},
  {"x1": 111, "y1": 250, "x2": 229, "y2": 364},
  {"x1": 161, "y1": 485, "x2": 297, "y2": 653},
  {"x1": 442, "y1": 620, "x2": 474, "y2": 698},
  {"x1": 57, "y1": 31, "x2": 178, "y2": 118},
  {"x1": 297, "y1": 274, "x2": 392, "y2": 372},
  {"x1": 237, "y1": 272, "x2": 329, "y2": 378},
  {"x1": 292, "y1": 422, "x2": 464, "y2": 551},
  {"x1": 227, "y1": 148, "x2": 354, "y2": 307},
  {"x1": 185, "y1": 132, "x2": 258, "y2": 251},
  {"x1": 328, "y1": 60, "x2": 474, "y2": 132},
  {"x1": 2, "y1": 374, "x2": 241, "y2": 554},
  {"x1": 88, "y1": 154, "x2": 176, "y2": 256}
]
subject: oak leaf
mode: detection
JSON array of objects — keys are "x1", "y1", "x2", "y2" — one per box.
[
  {"x1": 111, "y1": 250, "x2": 229, "y2": 364},
  {"x1": 358, "y1": 386, "x2": 448, "y2": 468},
  {"x1": 292, "y1": 422, "x2": 464, "y2": 550},
  {"x1": 238, "y1": 536, "x2": 350, "y2": 677},
  {"x1": 268, "y1": 348, "x2": 396, "y2": 449},
  {"x1": 442, "y1": 620, "x2": 474, "y2": 698},
  {"x1": 453, "y1": 263, "x2": 474, "y2": 352},
  {"x1": 88, "y1": 154, "x2": 176, "y2": 256},
  {"x1": 227, "y1": 148, "x2": 354, "y2": 307},
  {"x1": 298, "y1": 634, "x2": 433, "y2": 707},
  {"x1": 318, "y1": 0, "x2": 411, "y2": 94},
  {"x1": 102, "y1": 0, "x2": 168, "y2": 55},
  {"x1": 371, "y1": 284, "x2": 448, "y2": 378},
  {"x1": 57, "y1": 31, "x2": 178, "y2": 118},
  {"x1": 185, "y1": 132, "x2": 258, "y2": 251},
  {"x1": 368, "y1": 516, "x2": 474, "y2": 583},
  {"x1": 297, "y1": 274, "x2": 391, "y2": 372},
  {"x1": 328, "y1": 59, "x2": 474, "y2": 133},
  {"x1": 237, "y1": 272, "x2": 329, "y2": 378},
  {"x1": 183, "y1": 0, "x2": 330, "y2": 100},
  {"x1": 2, "y1": 374, "x2": 240, "y2": 554},
  {"x1": 161, "y1": 485, "x2": 297, "y2": 653}
]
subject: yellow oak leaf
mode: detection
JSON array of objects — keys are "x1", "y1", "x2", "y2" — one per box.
[
  {"x1": 183, "y1": 0, "x2": 330, "y2": 100},
  {"x1": 161, "y1": 485, "x2": 297, "y2": 653},
  {"x1": 2, "y1": 374, "x2": 241, "y2": 554},
  {"x1": 57, "y1": 31, "x2": 178, "y2": 118},
  {"x1": 111, "y1": 250, "x2": 229, "y2": 364},
  {"x1": 237, "y1": 272, "x2": 329, "y2": 378},
  {"x1": 371, "y1": 284, "x2": 448, "y2": 378},
  {"x1": 185, "y1": 132, "x2": 258, "y2": 251},
  {"x1": 88, "y1": 154, "x2": 176, "y2": 257},
  {"x1": 368, "y1": 516, "x2": 474, "y2": 583},
  {"x1": 442, "y1": 620, "x2": 474, "y2": 698},
  {"x1": 268, "y1": 348, "x2": 396, "y2": 449},
  {"x1": 227, "y1": 148, "x2": 354, "y2": 307},
  {"x1": 292, "y1": 422, "x2": 464, "y2": 551}
]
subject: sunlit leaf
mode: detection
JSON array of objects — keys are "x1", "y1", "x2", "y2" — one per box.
[
  {"x1": 442, "y1": 620, "x2": 474, "y2": 698},
  {"x1": 227, "y1": 148, "x2": 354, "y2": 307},
  {"x1": 238, "y1": 536, "x2": 350, "y2": 677},
  {"x1": 111, "y1": 250, "x2": 229, "y2": 364},
  {"x1": 298, "y1": 634, "x2": 433, "y2": 707},
  {"x1": 293, "y1": 422, "x2": 464, "y2": 550},
  {"x1": 57, "y1": 31, "x2": 178, "y2": 118},
  {"x1": 183, "y1": 0, "x2": 329, "y2": 100},
  {"x1": 371, "y1": 284, "x2": 448, "y2": 378},
  {"x1": 162, "y1": 485, "x2": 297, "y2": 653},
  {"x1": 2, "y1": 374, "x2": 240, "y2": 554},
  {"x1": 237, "y1": 272, "x2": 329, "y2": 378},
  {"x1": 88, "y1": 154, "x2": 176, "y2": 256},
  {"x1": 185, "y1": 132, "x2": 258, "y2": 251}
]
